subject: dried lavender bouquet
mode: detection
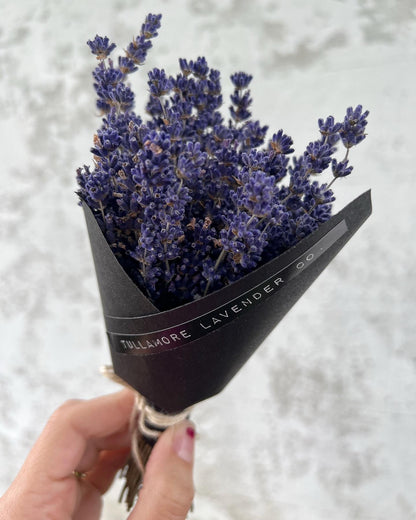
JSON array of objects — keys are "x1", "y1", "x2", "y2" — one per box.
[{"x1": 76, "y1": 13, "x2": 371, "y2": 509}]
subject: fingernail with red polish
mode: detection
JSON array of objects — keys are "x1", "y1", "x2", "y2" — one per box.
[{"x1": 174, "y1": 422, "x2": 196, "y2": 463}]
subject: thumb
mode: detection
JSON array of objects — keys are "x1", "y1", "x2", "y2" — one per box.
[{"x1": 129, "y1": 420, "x2": 196, "y2": 520}]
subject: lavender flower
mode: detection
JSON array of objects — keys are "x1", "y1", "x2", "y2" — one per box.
[
  {"x1": 230, "y1": 72, "x2": 253, "y2": 123},
  {"x1": 331, "y1": 158, "x2": 353, "y2": 178},
  {"x1": 230, "y1": 72, "x2": 253, "y2": 89},
  {"x1": 87, "y1": 35, "x2": 116, "y2": 60},
  {"x1": 77, "y1": 13, "x2": 369, "y2": 310},
  {"x1": 269, "y1": 130, "x2": 294, "y2": 155},
  {"x1": 126, "y1": 13, "x2": 161, "y2": 65},
  {"x1": 148, "y1": 68, "x2": 174, "y2": 97},
  {"x1": 318, "y1": 115, "x2": 341, "y2": 145},
  {"x1": 340, "y1": 105, "x2": 369, "y2": 149}
]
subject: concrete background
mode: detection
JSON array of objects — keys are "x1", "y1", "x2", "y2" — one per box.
[{"x1": 1, "y1": 1, "x2": 415, "y2": 518}]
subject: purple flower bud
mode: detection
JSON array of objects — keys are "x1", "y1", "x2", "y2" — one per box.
[
  {"x1": 331, "y1": 158, "x2": 354, "y2": 178},
  {"x1": 230, "y1": 72, "x2": 253, "y2": 89},
  {"x1": 318, "y1": 115, "x2": 342, "y2": 145},
  {"x1": 339, "y1": 105, "x2": 369, "y2": 148},
  {"x1": 269, "y1": 129, "x2": 294, "y2": 155},
  {"x1": 141, "y1": 13, "x2": 162, "y2": 39},
  {"x1": 304, "y1": 140, "x2": 335, "y2": 174},
  {"x1": 148, "y1": 68, "x2": 174, "y2": 97},
  {"x1": 87, "y1": 35, "x2": 116, "y2": 60}
]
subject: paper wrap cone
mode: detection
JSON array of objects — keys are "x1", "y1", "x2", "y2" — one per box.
[{"x1": 82, "y1": 190, "x2": 371, "y2": 414}]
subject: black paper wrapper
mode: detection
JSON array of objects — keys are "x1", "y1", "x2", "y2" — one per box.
[{"x1": 82, "y1": 190, "x2": 371, "y2": 413}]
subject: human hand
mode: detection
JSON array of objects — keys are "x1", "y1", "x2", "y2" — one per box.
[{"x1": 0, "y1": 389, "x2": 195, "y2": 520}]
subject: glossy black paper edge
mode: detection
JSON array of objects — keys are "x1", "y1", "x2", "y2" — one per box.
[{"x1": 82, "y1": 190, "x2": 372, "y2": 412}]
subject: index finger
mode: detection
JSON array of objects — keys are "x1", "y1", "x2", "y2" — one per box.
[{"x1": 25, "y1": 389, "x2": 135, "y2": 481}]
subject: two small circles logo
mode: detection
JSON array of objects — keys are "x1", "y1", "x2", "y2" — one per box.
[{"x1": 296, "y1": 253, "x2": 314, "y2": 270}]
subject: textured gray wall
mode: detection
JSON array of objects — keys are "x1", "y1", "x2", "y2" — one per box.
[{"x1": 1, "y1": 1, "x2": 415, "y2": 518}]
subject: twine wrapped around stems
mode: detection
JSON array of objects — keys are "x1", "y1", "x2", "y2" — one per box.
[{"x1": 100, "y1": 365, "x2": 192, "y2": 510}]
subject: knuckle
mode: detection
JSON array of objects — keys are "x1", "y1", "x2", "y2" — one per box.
[
  {"x1": 154, "y1": 482, "x2": 194, "y2": 520},
  {"x1": 50, "y1": 399, "x2": 83, "y2": 422}
]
